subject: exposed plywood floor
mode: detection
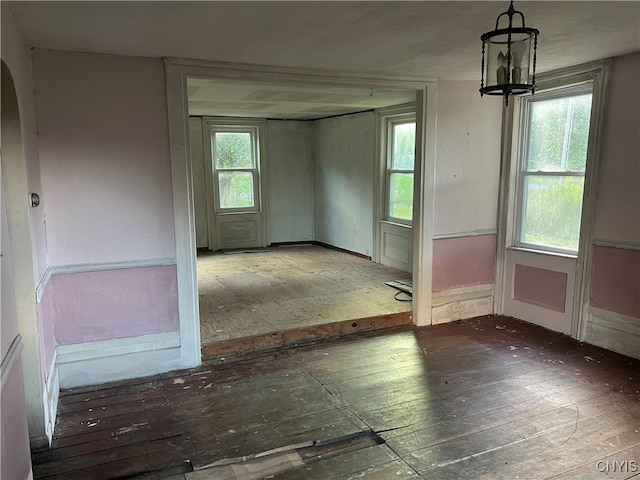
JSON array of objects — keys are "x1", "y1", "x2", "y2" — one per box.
[
  {"x1": 35, "y1": 316, "x2": 640, "y2": 479},
  {"x1": 197, "y1": 245, "x2": 412, "y2": 344}
]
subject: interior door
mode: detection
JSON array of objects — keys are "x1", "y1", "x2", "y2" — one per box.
[{"x1": 204, "y1": 119, "x2": 267, "y2": 250}]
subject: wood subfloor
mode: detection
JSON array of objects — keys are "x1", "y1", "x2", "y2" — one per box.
[
  {"x1": 197, "y1": 245, "x2": 412, "y2": 344},
  {"x1": 34, "y1": 316, "x2": 640, "y2": 479}
]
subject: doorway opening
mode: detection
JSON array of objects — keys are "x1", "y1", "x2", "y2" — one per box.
[{"x1": 187, "y1": 77, "x2": 418, "y2": 352}]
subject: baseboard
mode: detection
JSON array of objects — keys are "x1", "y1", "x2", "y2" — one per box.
[
  {"x1": 56, "y1": 331, "x2": 182, "y2": 389},
  {"x1": 312, "y1": 241, "x2": 372, "y2": 260},
  {"x1": 584, "y1": 305, "x2": 640, "y2": 359},
  {"x1": 43, "y1": 349, "x2": 59, "y2": 445},
  {"x1": 431, "y1": 284, "x2": 494, "y2": 325},
  {"x1": 29, "y1": 435, "x2": 49, "y2": 453}
]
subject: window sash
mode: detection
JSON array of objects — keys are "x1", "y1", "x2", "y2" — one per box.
[
  {"x1": 514, "y1": 85, "x2": 594, "y2": 255},
  {"x1": 387, "y1": 171, "x2": 414, "y2": 222},
  {"x1": 384, "y1": 116, "x2": 416, "y2": 224},
  {"x1": 211, "y1": 126, "x2": 261, "y2": 214}
]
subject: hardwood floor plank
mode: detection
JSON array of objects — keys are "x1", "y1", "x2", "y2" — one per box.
[
  {"x1": 198, "y1": 246, "x2": 412, "y2": 346},
  {"x1": 547, "y1": 444, "x2": 640, "y2": 480},
  {"x1": 402, "y1": 399, "x2": 637, "y2": 478},
  {"x1": 37, "y1": 316, "x2": 640, "y2": 480},
  {"x1": 272, "y1": 444, "x2": 401, "y2": 479}
]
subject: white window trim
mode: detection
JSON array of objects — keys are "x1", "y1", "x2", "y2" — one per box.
[
  {"x1": 376, "y1": 105, "x2": 417, "y2": 227},
  {"x1": 494, "y1": 59, "x2": 611, "y2": 342},
  {"x1": 513, "y1": 83, "x2": 594, "y2": 256},
  {"x1": 207, "y1": 123, "x2": 262, "y2": 214}
]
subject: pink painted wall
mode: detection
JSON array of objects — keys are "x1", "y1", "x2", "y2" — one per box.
[
  {"x1": 513, "y1": 264, "x2": 567, "y2": 313},
  {"x1": 0, "y1": 359, "x2": 32, "y2": 480},
  {"x1": 33, "y1": 49, "x2": 176, "y2": 266},
  {"x1": 590, "y1": 246, "x2": 640, "y2": 318},
  {"x1": 36, "y1": 283, "x2": 57, "y2": 381},
  {"x1": 52, "y1": 266, "x2": 179, "y2": 345},
  {"x1": 594, "y1": 52, "x2": 640, "y2": 243},
  {"x1": 589, "y1": 52, "x2": 639, "y2": 319},
  {"x1": 432, "y1": 234, "x2": 496, "y2": 292},
  {"x1": 434, "y1": 81, "x2": 502, "y2": 236}
]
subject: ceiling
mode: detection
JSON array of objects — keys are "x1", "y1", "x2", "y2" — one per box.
[
  {"x1": 187, "y1": 78, "x2": 416, "y2": 119},
  {"x1": 8, "y1": 1, "x2": 640, "y2": 119}
]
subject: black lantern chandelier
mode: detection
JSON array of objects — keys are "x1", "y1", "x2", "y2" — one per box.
[{"x1": 480, "y1": 0, "x2": 539, "y2": 105}]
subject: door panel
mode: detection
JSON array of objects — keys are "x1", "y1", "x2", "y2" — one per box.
[
  {"x1": 380, "y1": 222, "x2": 413, "y2": 272},
  {"x1": 216, "y1": 213, "x2": 262, "y2": 250}
]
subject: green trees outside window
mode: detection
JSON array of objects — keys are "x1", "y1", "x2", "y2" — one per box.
[
  {"x1": 388, "y1": 122, "x2": 416, "y2": 222},
  {"x1": 520, "y1": 93, "x2": 592, "y2": 251},
  {"x1": 214, "y1": 132, "x2": 256, "y2": 210}
]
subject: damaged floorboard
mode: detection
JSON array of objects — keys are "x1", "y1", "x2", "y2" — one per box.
[{"x1": 33, "y1": 316, "x2": 640, "y2": 479}]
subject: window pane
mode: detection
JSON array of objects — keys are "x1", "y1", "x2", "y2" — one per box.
[
  {"x1": 527, "y1": 94, "x2": 592, "y2": 172},
  {"x1": 215, "y1": 132, "x2": 253, "y2": 169},
  {"x1": 522, "y1": 175, "x2": 585, "y2": 251},
  {"x1": 218, "y1": 171, "x2": 254, "y2": 209},
  {"x1": 389, "y1": 173, "x2": 414, "y2": 221},
  {"x1": 391, "y1": 123, "x2": 416, "y2": 170}
]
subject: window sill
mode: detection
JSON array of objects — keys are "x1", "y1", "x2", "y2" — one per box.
[
  {"x1": 381, "y1": 220, "x2": 412, "y2": 229},
  {"x1": 508, "y1": 245, "x2": 578, "y2": 259}
]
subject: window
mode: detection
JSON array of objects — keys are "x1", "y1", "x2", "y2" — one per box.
[
  {"x1": 384, "y1": 114, "x2": 416, "y2": 224},
  {"x1": 211, "y1": 126, "x2": 260, "y2": 213},
  {"x1": 516, "y1": 86, "x2": 593, "y2": 253}
]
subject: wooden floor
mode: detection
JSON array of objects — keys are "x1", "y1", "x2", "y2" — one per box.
[
  {"x1": 197, "y1": 245, "x2": 412, "y2": 344},
  {"x1": 33, "y1": 316, "x2": 640, "y2": 479}
]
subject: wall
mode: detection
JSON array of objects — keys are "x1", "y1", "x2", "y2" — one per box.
[
  {"x1": 1, "y1": 4, "x2": 47, "y2": 283},
  {"x1": 1, "y1": 187, "x2": 33, "y2": 480},
  {"x1": 267, "y1": 120, "x2": 314, "y2": 243},
  {"x1": 431, "y1": 81, "x2": 502, "y2": 322},
  {"x1": 189, "y1": 118, "x2": 315, "y2": 247},
  {"x1": 34, "y1": 49, "x2": 176, "y2": 266},
  {"x1": 314, "y1": 112, "x2": 375, "y2": 256},
  {"x1": 1, "y1": 3, "x2": 51, "y2": 445},
  {"x1": 585, "y1": 52, "x2": 640, "y2": 358},
  {"x1": 32, "y1": 49, "x2": 181, "y2": 385}
]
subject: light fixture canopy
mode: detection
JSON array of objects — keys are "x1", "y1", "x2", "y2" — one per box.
[{"x1": 480, "y1": 0, "x2": 539, "y2": 105}]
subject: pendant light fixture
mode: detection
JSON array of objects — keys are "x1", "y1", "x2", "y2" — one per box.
[{"x1": 480, "y1": 0, "x2": 539, "y2": 105}]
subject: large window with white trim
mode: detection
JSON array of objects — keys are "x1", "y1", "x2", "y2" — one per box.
[
  {"x1": 210, "y1": 125, "x2": 261, "y2": 213},
  {"x1": 383, "y1": 113, "x2": 416, "y2": 224},
  {"x1": 515, "y1": 85, "x2": 593, "y2": 254}
]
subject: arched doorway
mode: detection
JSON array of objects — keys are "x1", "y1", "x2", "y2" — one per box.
[{"x1": 1, "y1": 59, "x2": 47, "y2": 445}]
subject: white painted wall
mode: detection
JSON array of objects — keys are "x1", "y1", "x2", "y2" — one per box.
[
  {"x1": 267, "y1": 120, "x2": 314, "y2": 243},
  {"x1": 434, "y1": 80, "x2": 502, "y2": 236},
  {"x1": 1, "y1": 7, "x2": 50, "y2": 444},
  {"x1": 1, "y1": 4, "x2": 48, "y2": 285},
  {"x1": 189, "y1": 117, "x2": 208, "y2": 248},
  {"x1": 33, "y1": 49, "x2": 177, "y2": 266},
  {"x1": 314, "y1": 112, "x2": 376, "y2": 256}
]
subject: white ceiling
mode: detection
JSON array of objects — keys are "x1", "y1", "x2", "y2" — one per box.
[
  {"x1": 187, "y1": 78, "x2": 416, "y2": 119},
  {"x1": 8, "y1": 1, "x2": 640, "y2": 119}
]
